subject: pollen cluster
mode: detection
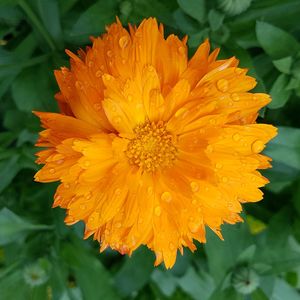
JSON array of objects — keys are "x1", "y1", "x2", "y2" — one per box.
[{"x1": 125, "y1": 121, "x2": 177, "y2": 172}]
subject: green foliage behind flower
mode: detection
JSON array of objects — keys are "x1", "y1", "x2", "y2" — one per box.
[{"x1": 0, "y1": 0, "x2": 300, "y2": 299}]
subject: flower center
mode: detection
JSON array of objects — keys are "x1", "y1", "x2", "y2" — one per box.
[{"x1": 125, "y1": 121, "x2": 177, "y2": 172}]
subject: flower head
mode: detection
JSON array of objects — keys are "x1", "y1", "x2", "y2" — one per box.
[{"x1": 34, "y1": 18, "x2": 277, "y2": 268}]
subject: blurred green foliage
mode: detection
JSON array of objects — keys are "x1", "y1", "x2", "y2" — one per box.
[{"x1": 1, "y1": 0, "x2": 300, "y2": 299}]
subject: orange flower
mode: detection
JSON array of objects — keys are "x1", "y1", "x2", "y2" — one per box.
[{"x1": 34, "y1": 18, "x2": 277, "y2": 268}]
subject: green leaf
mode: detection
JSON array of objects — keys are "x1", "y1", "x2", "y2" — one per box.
[
  {"x1": 35, "y1": 0, "x2": 64, "y2": 49},
  {"x1": 273, "y1": 56, "x2": 293, "y2": 74},
  {"x1": 61, "y1": 242, "x2": 120, "y2": 300},
  {"x1": 176, "y1": 267, "x2": 215, "y2": 300},
  {"x1": 204, "y1": 222, "x2": 253, "y2": 284},
  {"x1": 151, "y1": 269, "x2": 177, "y2": 297},
  {"x1": 256, "y1": 21, "x2": 300, "y2": 59},
  {"x1": 264, "y1": 127, "x2": 300, "y2": 171},
  {"x1": 0, "y1": 208, "x2": 52, "y2": 245},
  {"x1": 177, "y1": 0, "x2": 206, "y2": 23},
  {"x1": 0, "y1": 155, "x2": 21, "y2": 193},
  {"x1": 252, "y1": 288, "x2": 269, "y2": 300},
  {"x1": 69, "y1": 0, "x2": 118, "y2": 44},
  {"x1": 114, "y1": 247, "x2": 154, "y2": 297},
  {"x1": 268, "y1": 74, "x2": 292, "y2": 109},
  {"x1": 271, "y1": 278, "x2": 300, "y2": 300},
  {"x1": 12, "y1": 64, "x2": 55, "y2": 112},
  {"x1": 208, "y1": 9, "x2": 224, "y2": 31},
  {"x1": 0, "y1": 270, "x2": 30, "y2": 300},
  {"x1": 236, "y1": 244, "x2": 257, "y2": 264}
]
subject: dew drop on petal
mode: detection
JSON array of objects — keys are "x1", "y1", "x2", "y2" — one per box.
[
  {"x1": 169, "y1": 242, "x2": 175, "y2": 251},
  {"x1": 95, "y1": 70, "x2": 102, "y2": 78},
  {"x1": 115, "y1": 222, "x2": 122, "y2": 228},
  {"x1": 215, "y1": 163, "x2": 223, "y2": 169},
  {"x1": 206, "y1": 145, "x2": 213, "y2": 153},
  {"x1": 113, "y1": 116, "x2": 121, "y2": 124},
  {"x1": 49, "y1": 168, "x2": 55, "y2": 174},
  {"x1": 161, "y1": 191, "x2": 172, "y2": 202},
  {"x1": 190, "y1": 182, "x2": 199, "y2": 193},
  {"x1": 56, "y1": 159, "x2": 64, "y2": 165},
  {"x1": 119, "y1": 36, "x2": 130, "y2": 49},
  {"x1": 222, "y1": 176, "x2": 228, "y2": 183},
  {"x1": 93, "y1": 103, "x2": 102, "y2": 110},
  {"x1": 178, "y1": 46, "x2": 185, "y2": 55},
  {"x1": 154, "y1": 206, "x2": 161, "y2": 216},
  {"x1": 251, "y1": 140, "x2": 265, "y2": 153},
  {"x1": 231, "y1": 93, "x2": 240, "y2": 102},
  {"x1": 80, "y1": 204, "x2": 86, "y2": 210},
  {"x1": 216, "y1": 79, "x2": 229, "y2": 92},
  {"x1": 106, "y1": 50, "x2": 113, "y2": 57},
  {"x1": 232, "y1": 133, "x2": 240, "y2": 141}
]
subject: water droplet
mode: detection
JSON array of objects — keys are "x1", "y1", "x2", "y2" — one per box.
[
  {"x1": 190, "y1": 182, "x2": 199, "y2": 193},
  {"x1": 207, "y1": 145, "x2": 213, "y2": 153},
  {"x1": 251, "y1": 140, "x2": 264, "y2": 153},
  {"x1": 209, "y1": 118, "x2": 216, "y2": 125},
  {"x1": 93, "y1": 103, "x2": 102, "y2": 110},
  {"x1": 95, "y1": 70, "x2": 102, "y2": 77},
  {"x1": 115, "y1": 188, "x2": 121, "y2": 195},
  {"x1": 113, "y1": 116, "x2": 121, "y2": 124},
  {"x1": 154, "y1": 206, "x2": 161, "y2": 216},
  {"x1": 148, "y1": 65, "x2": 155, "y2": 72},
  {"x1": 88, "y1": 61, "x2": 94, "y2": 68},
  {"x1": 147, "y1": 187, "x2": 153, "y2": 195},
  {"x1": 80, "y1": 204, "x2": 86, "y2": 210},
  {"x1": 103, "y1": 74, "x2": 112, "y2": 81},
  {"x1": 119, "y1": 36, "x2": 130, "y2": 49},
  {"x1": 56, "y1": 159, "x2": 64, "y2": 165},
  {"x1": 216, "y1": 79, "x2": 229, "y2": 92},
  {"x1": 232, "y1": 133, "x2": 240, "y2": 141},
  {"x1": 188, "y1": 221, "x2": 200, "y2": 233},
  {"x1": 65, "y1": 183, "x2": 70, "y2": 188},
  {"x1": 75, "y1": 81, "x2": 83, "y2": 90},
  {"x1": 49, "y1": 168, "x2": 55, "y2": 174},
  {"x1": 169, "y1": 242, "x2": 175, "y2": 251},
  {"x1": 175, "y1": 107, "x2": 188, "y2": 118},
  {"x1": 106, "y1": 50, "x2": 113, "y2": 57},
  {"x1": 115, "y1": 222, "x2": 122, "y2": 228},
  {"x1": 161, "y1": 191, "x2": 172, "y2": 202},
  {"x1": 86, "y1": 193, "x2": 92, "y2": 200},
  {"x1": 215, "y1": 163, "x2": 223, "y2": 169},
  {"x1": 222, "y1": 176, "x2": 228, "y2": 183},
  {"x1": 178, "y1": 46, "x2": 185, "y2": 55},
  {"x1": 231, "y1": 93, "x2": 240, "y2": 101}
]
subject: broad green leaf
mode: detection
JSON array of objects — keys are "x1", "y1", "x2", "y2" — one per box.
[
  {"x1": 151, "y1": 269, "x2": 177, "y2": 297},
  {"x1": 61, "y1": 242, "x2": 120, "y2": 300},
  {"x1": 264, "y1": 127, "x2": 300, "y2": 171},
  {"x1": 177, "y1": 0, "x2": 206, "y2": 23},
  {"x1": 236, "y1": 244, "x2": 257, "y2": 264},
  {"x1": 12, "y1": 64, "x2": 55, "y2": 112},
  {"x1": 256, "y1": 21, "x2": 300, "y2": 59},
  {"x1": 69, "y1": 0, "x2": 118, "y2": 44},
  {"x1": 0, "y1": 208, "x2": 52, "y2": 245},
  {"x1": 204, "y1": 222, "x2": 253, "y2": 284},
  {"x1": 273, "y1": 56, "x2": 293, "y2": 74},
  {"x1": 176, "y1": 267, "x2": 215, "y2": 300},
  {"x1": 208, "y1": 9, "x2": 224, "y2": 31},
  {"x1": 252, "y1": 288, "x2": 269, "y2": 300},
  {"x1": 35, "y1": 0, "x2": 64, "y2": 49},
  {"x1": 173, "y1": 9, "x2": 198, "y2": 33},
  {"x1": 0, "y1": 270, "x2": 30, "y2": 300},
  {"x1": 114, "y1": 247, "x2": 154, "y2": 297},
  {"x1": 268, "y1": 74, "x2": 292, "y2": 109},
  {"x1": 271, "y1": 278, "x2": 300, "y2": 300},
  {"x1": 0, "y1": 155, "x2": 21, "y2": 193}
]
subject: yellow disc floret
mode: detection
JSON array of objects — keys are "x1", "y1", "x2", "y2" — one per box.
[{"x1": 125, "y1": 121, "x2": 177, "y2": 172}]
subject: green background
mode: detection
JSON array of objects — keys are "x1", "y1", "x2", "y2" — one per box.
[{"x1": 1, "y1": 0, "x2": 300, "y2": 299}]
